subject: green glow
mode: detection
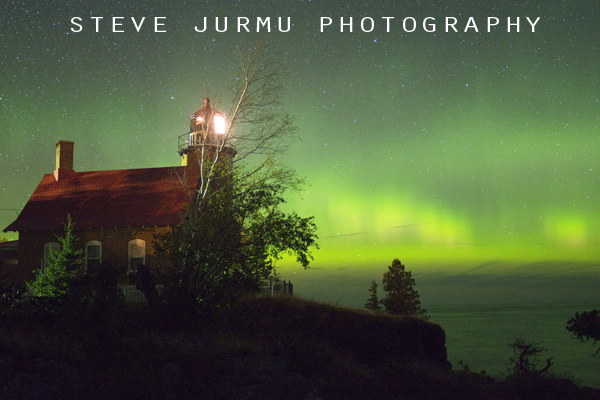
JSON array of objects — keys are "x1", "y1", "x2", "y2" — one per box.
[{"x1": 544, "y1": 213, "x2": 589, "y2": 247}]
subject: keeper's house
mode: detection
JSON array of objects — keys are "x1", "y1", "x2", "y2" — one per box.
[
  {"x1": 2, "y1": 140, "x2": 199, "y2": 283},
  {"x1": 3, "y1": 99, "x2": 233, "y2": 285}
]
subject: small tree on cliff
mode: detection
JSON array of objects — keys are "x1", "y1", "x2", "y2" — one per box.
[
  {"x1": 365, "y1": 279, "x2": 381, "y2": 312},
  {"x1": 380, "y1": 259, "x2": 426, "y2": 317},
  {"x1": 567, "y1": 309, "x2": 600, "y2": 356}
]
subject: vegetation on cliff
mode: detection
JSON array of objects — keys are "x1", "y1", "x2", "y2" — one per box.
[
  {"x1": 366, "y1": 259, "x2": 427, "y2": 317},
  {"x1": 567, "y1": 309, "x2": 600, "y2": 356},
  {"x1": 1, "y1": 293, "x2": 598, "y2": 400}
]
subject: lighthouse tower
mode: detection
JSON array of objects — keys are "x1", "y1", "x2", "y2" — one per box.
[{"x1": 178, "y1": 98, "x2": 235, "y2": 166}]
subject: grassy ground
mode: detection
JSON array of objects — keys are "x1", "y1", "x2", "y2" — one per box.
[{"x1": 1, "y1": 294, "x2": 598, "y2": 399}]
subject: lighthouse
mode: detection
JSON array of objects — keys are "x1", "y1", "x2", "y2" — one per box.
[{"x1": 178, "y1": 98, "x2": 234, "y2": 166}]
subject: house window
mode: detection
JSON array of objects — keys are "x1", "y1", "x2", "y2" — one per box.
[
  {"x1": 85, "y1": 240, "x2": 102, "y2": 270},
  {"x1": 43, "y1": 242, "x2": 60, "y2": 271},
  {"x1": 128, "y1": 239, "x2": 145, "y2": 273}
]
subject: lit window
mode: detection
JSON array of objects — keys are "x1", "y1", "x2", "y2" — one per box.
[
  {"x1": 43, "y1": 242, "x2": 60, "y2": 271},
  {"x1": 85, "y1": 241, "x2": 102, "y2": 270},
  {"x1": 128, "y1": 239, "x2": 145, "y2": 273}
]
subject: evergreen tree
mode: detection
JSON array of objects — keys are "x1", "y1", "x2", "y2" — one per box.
[
  {"x1": 380, "y1": 259, "x2": 427, "y2": 317},
  {"x1": 27, "y1": 216, "x2": 84, "y2": 297},
  {"x1": 365, "y1": 279, "x2": 381, "y2": 311}
]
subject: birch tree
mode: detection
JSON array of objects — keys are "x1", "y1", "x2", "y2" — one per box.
[
  {"x1": 184, "y1": 40, "x2": 299, "y2": 219},
  {"x1": 157, "y1": 42, "x2": 318, "y2": 308}
]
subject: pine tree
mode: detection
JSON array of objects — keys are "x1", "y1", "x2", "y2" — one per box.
[
  {"x1": 27, "y1": 216, "x2": 84, "y2": 297},
  {"x1": 365, "y1": 279, "x2": 381, "y2": 311},
  {"x1": 380, "y1": 259, "x2": 426, "y2": 317}
]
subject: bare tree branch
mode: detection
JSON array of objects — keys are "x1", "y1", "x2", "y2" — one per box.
[{"x1": 182, "y1": 41, "x2": 299, "y2": 219}]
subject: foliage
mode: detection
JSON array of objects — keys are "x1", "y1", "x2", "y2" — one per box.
[
  {"x1": 136, "y1": 264, "x2": 161, "y2": 307},
  {"x1": 454, "y1": 360, "x2": 489, "y2": 379},
  {"x1": 269, "y1": 268, "x2": 284, "y2": 292},
  {"x1": 27, "y1": 216, "x2": 84, "y2": 298},
  {"x1": 566, "y1": 309, "x2": 600, "y2": 356},
  {"x1": 23, "y1": 217, "x2": 123, "y2": 314},
  {"x1": 156, "y1": 171, "x2": 318, "y2": 308},
  {"x1": 508, "y1": 338, "x2": 553, "y2": 376},
  {"x1": 0, "y1": 281, "x2": 26, "y2": 320},
  {"x1": 365, "y1": 279, "x2": 381, "y2": 311},
  {"x1": 0, "y1": 236, "x2": 8, "y2": 243},
  {"x1": 380, "y1": 259, "x2": 427, "y2": 317},
  {"x1": 76, "y1": 261, "x2": 125, "y2": 307}
]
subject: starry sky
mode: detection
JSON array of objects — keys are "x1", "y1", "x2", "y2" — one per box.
[{"x1": 1, "y1": 1, "x2": 599, "y2": 306}]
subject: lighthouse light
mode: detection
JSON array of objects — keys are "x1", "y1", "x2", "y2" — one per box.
[{"x1": 214, "y1": 115, "x2": 226, "y2": 134}]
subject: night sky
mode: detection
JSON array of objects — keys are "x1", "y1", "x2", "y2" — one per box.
[{"x1": 1, "y1": 1, "x2": 599, "y2": 306}]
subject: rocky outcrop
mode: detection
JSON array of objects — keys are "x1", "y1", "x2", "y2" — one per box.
[{"x1": 227, "y1": 296, "x2": 449, "y2": 368}]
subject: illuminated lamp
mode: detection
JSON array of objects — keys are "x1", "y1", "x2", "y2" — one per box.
[
  {"x1": 179, "y1": 98, "x2": 230, "y2": 157},
  {"x1": 214, "y1": 114, "x2": 226, "y2": 134}
]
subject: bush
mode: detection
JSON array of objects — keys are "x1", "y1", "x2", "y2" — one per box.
[
  {"x1": 507, "y1": 338, "x2": 553, "y2": 377},
  {"x1": 567, "y1": 310, "x2": 600, "y2": 356}
]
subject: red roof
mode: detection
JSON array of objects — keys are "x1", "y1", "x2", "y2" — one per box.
[{"x1": 4, "y1": 166, "x2": 198, "y2": 232}]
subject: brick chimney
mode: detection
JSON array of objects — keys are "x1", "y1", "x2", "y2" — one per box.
[{"x1": 54, "y1": 140, "x2": 75, "y2": 181}]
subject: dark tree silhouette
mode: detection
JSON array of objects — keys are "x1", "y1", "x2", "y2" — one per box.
[
  {"x1": 155, "y1": 176, "x2": 317, "y2": 308},
  {"x1": 380, "y1": 259, "x2": 426, "y2": 317},
  {"x1": 508, "y1": 338, "x2": 553, "y2": 376},
  {"x1": 365, "y1": 279, "x2": 381, "y2": 311},
  {"x1": 567, "y1": 309, "x2": 600, "y2": 356}
]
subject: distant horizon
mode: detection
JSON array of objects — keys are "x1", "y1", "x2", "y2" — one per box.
[{"x1": 279, "y1": 258, "x2": 600, "y2": 308}]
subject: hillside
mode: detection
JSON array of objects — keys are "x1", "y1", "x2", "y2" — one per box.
[{"x1": 1, "y1": 295, "x2": 598, "y2": 399}]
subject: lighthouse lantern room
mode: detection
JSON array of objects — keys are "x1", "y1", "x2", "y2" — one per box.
[{"x1": 178, "y1": 98, "x2": 228, "y2": 159}]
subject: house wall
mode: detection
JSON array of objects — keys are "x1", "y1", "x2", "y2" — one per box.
[
  {"x1": 12, "y1": 226, "x2": 172, "y2": 284},
  {"x1": 0, "y1": 242, "x2": 19, "y2": 284}
]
